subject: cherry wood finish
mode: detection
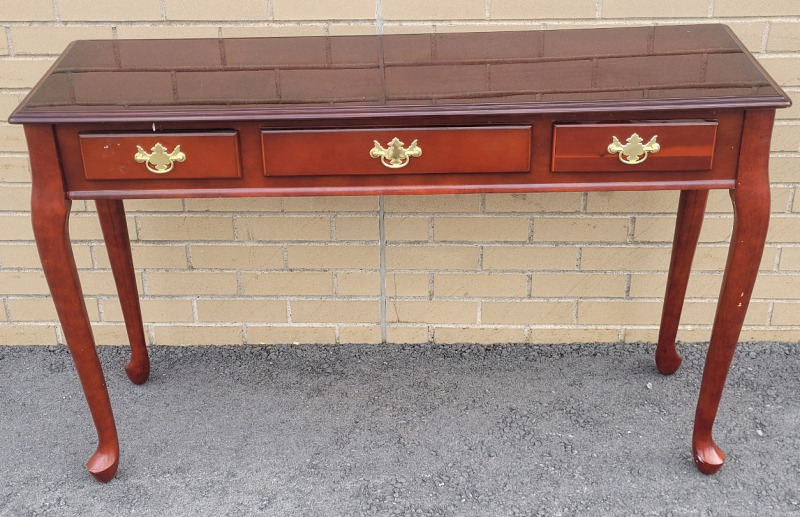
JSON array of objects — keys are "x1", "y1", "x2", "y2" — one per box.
[
  {"x1": 551, "y1": 121, "x2": 718, "y2": 172},
  {"x1": 10, "y1": 25, "x2": 790, "y2": 481},
  {"x1": 262, "y1": 126, "x2": 531, "y2": 176}
]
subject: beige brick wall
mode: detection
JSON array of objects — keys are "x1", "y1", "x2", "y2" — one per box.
[{"x1": 1, "y1": 2, "x2": 799, "y2": 346}]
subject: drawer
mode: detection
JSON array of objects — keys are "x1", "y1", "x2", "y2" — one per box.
[
  {"x1": 79, "y1": 131, "x2": 242, "y2": 180},
  {"x1": 551, "y1": 121, "x2": 718, "y2": 173},
  {"x1": 261, "y1": 126, "x2": 531, "y2": 176}
]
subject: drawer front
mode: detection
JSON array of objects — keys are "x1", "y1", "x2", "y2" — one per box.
[
  {"x1": 262, "y1": 126, "x2": 531, "y2": 176},
  {"x1": 552, "y1": 121, "x2": 718, "y2": 173},
  {"x1": 79, "y1": 131, "x2": 242, "y2": 180}
]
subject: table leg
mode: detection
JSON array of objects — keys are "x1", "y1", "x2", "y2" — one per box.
[
  {"x1": 656, "y1": 189, "x2": 709, "y2": 375},
  {"x1": 96, "y1": 199, "x2": 150, "y2": 385},
  {"x1": 27, "y1": 125, "x2": 119, "y2": 482},
  {"x1": 692, "y1": 110, "x2": 773, "y2": 474}
]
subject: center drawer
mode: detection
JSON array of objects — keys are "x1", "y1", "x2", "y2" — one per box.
[{"x1": 261, "y1": 126, "x2": 532, "y2": 176}]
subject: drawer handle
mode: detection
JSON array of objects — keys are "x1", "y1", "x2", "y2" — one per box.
[
  {"x1": 134, "y1": 143, "x2": 186, "y2": 174},
  {"x1": 370, "y1": 137, "x2": 422, "y2": 169},
  {"x1": 607, "y1": 133, "x2": 660, "y2": 165}
]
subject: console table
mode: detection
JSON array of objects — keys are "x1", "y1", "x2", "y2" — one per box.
[{"x1": 10, "y1": 24, "x2": 790, "y2": 481}]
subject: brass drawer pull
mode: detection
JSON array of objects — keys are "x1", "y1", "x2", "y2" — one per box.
[
  {"x1": 134, "y1": 143, "x2": 186, "y2": 174},
  {"x1": 370, "y1": 137, "x2": 421, "y2": 169},
  {"x1": 608, "y1": 133, "x2": 660, "y2": 165}
]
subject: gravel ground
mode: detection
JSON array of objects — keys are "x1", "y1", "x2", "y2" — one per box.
[{"x1": 1, "y1": 342, "x2": 799, "y2": 516}]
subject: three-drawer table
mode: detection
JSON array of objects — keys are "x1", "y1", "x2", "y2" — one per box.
[{"x1": 10, "y1": 24, "x2": 791, "y2": 481}]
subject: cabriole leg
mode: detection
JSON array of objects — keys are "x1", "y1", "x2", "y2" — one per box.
[
  {"x1": 656, "y1": 189, "x2": 709, "y2": 375},
  {"x1": 96, "y1": 199, "x2": 150, "y2": 385}
]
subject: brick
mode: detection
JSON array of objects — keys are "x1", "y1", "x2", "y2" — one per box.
[
  {"x1": 284, "y1": 196, "x2": 378, "y2": 212},
  {"x1": 726, "y1": 22, "x2": 768, "y2": 52},
  {"x1": 386, "y1": 325, "x2": 430, "y2": 344},
  {"x1": 386, "y1": 245, "x2": 479, "y2": 270},
  {"x1": 531, "y1": 273, "x2": 626, "y2": 298},
  {"x1": 735, "y1": 328, "x2": 800, "y2": 342},
  {"x1": 67, "y1": 213, "x2": 136, "y2": 241},
  {"x1": 58, "y1": 0, "x2": 163, "y2": 21},
  {"x1": 384, "y1": 194, "x2": 480, "y2": 213},
  {"x1": 482, "y1": 245, "x2": 578, "y2": 271},
  {"x1": 197, "y1": 299, "x2": 287, "y2": 323},
  {"x1": 434, "y1": 216, "x2": 529, "y2": 242},
  {"x1": 8, "y1": 297, "x2": 99, "y2": 322},
  {"x1": 752, "y1": 274, "x2": 800, "y2": 299},
  {"x1": 103, "y1": 298, "x2": 194, "y2": 323},
  {"x1": 491, "y1": 0, "x2": 596, "y2": 18},
  {"x1": 91, "y1": 324, "x2": 132, "y2": 345},
  {"x1": 246, "y1": 325, "x2": 336, "y2": 345},
  {"x1": 715, "y1": 0, "x2": 800, "y2": 16},
  {"x1": 0, "y1": 0, "x2": 54, "y2": 21},
  {"x1": 683, "y1": 301, "x2": 769, "y2": 325},
  {"x1": 241, "y1": 271, "x2": 333, "y2": 296},
  {"x1": 0, "y1": 156, "x2": 30, "y2": 182},
  {"x1": 433, "y1": 326, "x2": 526, "y2": 344},
  {"x1": 0, "y1": 58, "x2": 55, "y2": 89},
  {"x1": 287, "y1": 244, "x2": 380, "y2": 269},
  {"x1": 79, "y1": 270, "x2": 140, "y2": 296},
  {"x1": 165, "y1": 0, "x2": 269, "y2": 20},
  {"x1": 628, "y1": 273, "x2": 724, "y2": 299},
  {"x1": 771, "y1": 302, "x2": 800, "y2": 325},
  {"x1": 11, "y1": 26, "x2": 113, "y2": 55},
  {"x1": 190, "y1": 244, "x2": 282, "y2": 270},
  {"x1": 692, "y1": 245, "x2": 776, "y2": 271},
  {"x1": 93, "y1": 244, "x2": 187, "y2": 269},
  {"x1": 705, "y1": 187, "x2": 791, "y2": 215},
  {"x1": 387, "y1": 300, "x2": 477, "y2": 324},
  {"x1": 0, "y1": 271, "x2": 49, "y2": 294},
  {"x1": 335, "y1": 216, "x2": 379, "y2": 241},
  {"x1": 0, "y1": 93, "x2": 22, "y2": 121},
  {"x1": 0, "y1": 244, "x2": 41, "y2": 268},
  {"x1": 580, "y1": 246, "x2": 671, "y2": 271},
  {"x1": 145, "y1": 271, "x2": 237, "y2": 295},
  {"x1": 221, "y1": 26, "x2": 326, "y2": 38},
  {"x1": 767, "y1": 22, "x2": 800, "y2": 52},
  {"x1": 114, "y1": 25, "x2": 221, "y2": 40},
  {"x1": 328, "y1": 24, "x2": 380, "y2": 36},
  {"x1": 273, "y1": 0, "x2": 375, "y2": 20},
  {"x1": 769, "y1": 156, "x2": 800, "y2": 183},
  {"x1": 771, "y1": 125, "x2": 800, "y2": 153},
  {"x1": 530, "y1": 328, "x2": 622, "y2": 344},
  {"x1": 578, "y1": 301, "x2": 663, "y2": 325},
  {"x1": 138, "y1": 215, "x2": 234, "y2": 241},
  {"x1": 587, "y1": 191, "x2": 679, "y2": 213},
  {"x1": 122, "y1": 199, "x2": 184, "y2": 212},
  {"x1": 338, "y1": 325, "x2": 383, "y2": 344},
  {"x1": 485, "y1": 192, "x2": 583, "y2": 213},
  {"x1": 433, "y1": 24, "x2": 541, "y2": 34},
  {"x1": 760, "y1": 57, "x2": 800, "y2": 87},
  {"x1": 386, "y1": 273, "x2": 430, "y2": 297},
  {"x1": 603, "y1": 0, "x2": 707, "y2": 17},
  {"x1": 383, "y1": 0, "x2": 485, "y2": 20},
  {"x1": 767, "y1": 216, "x2": 800, "y2": 243},
  {"x1": 291, "y1": 300, "x2": 380, "y2": 323},
  {"x1": 185, "y1": 197, "x2": 282, "y2": 212},
  {"x1": 385, "y1": 216, "x2": 430, "y2": 241},
  {"x1": 154, "y1": 325, "x2": 243, "y2": 346},
  {"x1": 0, "y1": 124, "x2": 27, "y2": 153},
  {"x1": 779, "y1": 248, "x2": 800, "y2": 270},
  {"x1": 633, "y1": 216, "x2": 734, "y2": 243},
  {"x1": 0, "y1": 36, "x2": 6, "y2": 56},
  {"x1": 0, "y1": 323, "x2": 58, "y2": 345},
  {"x1": 336, "y1": 272, "x2": 381, "y2": 296},
  {"x1": 482, "y1": 300, "x2": 573, "y2": 324},
  {"x1": 533, "y1": 217, "x2": 629, "y2": 242},
  {"x1": 433, "y1": 272, "x2": 527, "y2": 298},
  {"x1": 0, "y1": 184, "x2": 30, "y2": 211},
  {"x1": 236, "y1": 216, "x2": 330, "y2": 241}
]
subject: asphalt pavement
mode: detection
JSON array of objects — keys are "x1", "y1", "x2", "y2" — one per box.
[{"x1": 1, "y1": 342, "x2": 799, "y2": 516}]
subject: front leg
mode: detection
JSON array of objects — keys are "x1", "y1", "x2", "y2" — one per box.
[
  {"x1": 27, "y1": 125, "x2": 119, "y2": 482},
  {"x1": 692, "y1": 110, "x2": 773, "y2": 474}
]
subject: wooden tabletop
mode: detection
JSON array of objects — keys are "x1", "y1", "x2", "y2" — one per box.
[{"x1": 10, "y1": 24, "x2": 790, "y2": 124}]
